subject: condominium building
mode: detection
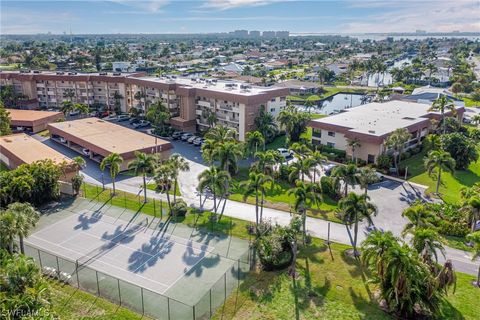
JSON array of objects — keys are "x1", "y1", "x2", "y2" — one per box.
[
  {"x1": 309, "y1": 100, "x2": 465, "y2": 164},
  {"x1": 0, "y1": 71, "x2": 288, "y2": 141}
]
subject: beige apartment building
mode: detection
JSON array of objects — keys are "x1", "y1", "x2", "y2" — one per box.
[
  {"x1": 0, "y1": 71, "x2": 288, "y2": 141},
  {"x1": 309, "y1": 101, "x2": 465, "y2": 164}
]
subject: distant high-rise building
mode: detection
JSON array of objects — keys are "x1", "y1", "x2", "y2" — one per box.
[
  {"x1": 262, "y1": 31, "x2": 276, "y2": 38},
  {"x1": 233, "y1": 30, "x2": 249, "y2": 38},
  {"x1": 249, "y1": 30, "x2": 261, "y2": 38},
  {"x1": 276, "y1": 31, "x2": 289, "y2": 38},
  {"x1": 415, "y1": 29, "x2": 427, "y2": 34}
]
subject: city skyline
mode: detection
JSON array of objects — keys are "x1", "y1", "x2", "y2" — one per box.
[{"x1": 1, "y1": 0, "x2": 479, "y2": 35}]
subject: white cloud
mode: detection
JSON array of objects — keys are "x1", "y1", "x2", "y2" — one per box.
[
  {"x1": 110, "y1": 0, "x2": 169, "y2": 13},
  {"x1": 201, "y1": 0, "x2": 285, "y2": 11},
  {"x1": 340, "y1": 0, "x2": 480, "y2": 33}
]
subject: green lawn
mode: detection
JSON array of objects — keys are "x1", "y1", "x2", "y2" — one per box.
[
  {"x1": 146, "y1": 182, "x2": 181, "y2": 196},
  {"x1": 229, "y1": 171, "x2": 341, "y2": 223},
  {"x1": 50, "y1": 281, "x2": 148, "y2": 320},
  {"x1": 36, "y1": 129, "x2": 51, "y2": 137},
  {"x1": 213, "y1": 239, "x2": 480, "y2": 320},
  {"x1": 265, "y1": 135, "x2": 287, "y2": 150},
  {"x1": 400, "y1": 150, "x2": 480, "y2": 204},
  {"x1": 463, "y1": 97, "x2": 480, "y2": 107}
]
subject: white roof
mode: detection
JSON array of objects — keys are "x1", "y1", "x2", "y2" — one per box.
[
  {"x1": 411, "y1": 85, "x2": 452, "y2": 96},
  {"x1": 311, "y1": 101, "x2": 445, "y2": 137}
]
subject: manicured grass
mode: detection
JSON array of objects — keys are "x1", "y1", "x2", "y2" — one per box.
[
  {"x1": 213, "y1": 239, "x2": 480, "y2": 320},
  {"x1": 146, "y1": 182, "x2": 181, "y2": 196},
  {"x1": 400, "y1": 150, "x2": 480, "y2": 204},
  {"x1": 229, "y1": 172, "x2": 341, "y2": 223},
  {"x1": 463, "y1": 97, "x2": 480, "y2": 107},
  {"x1": 265, "y1": 135, "x2": 287, "y2": 150},
  {"x1": 50, "y1": 281, "x2": 148, "y2": 320},
  {"x1": 36, "y1": 129, "x2": 50, "y2": 137},
  {"x1": 443, "y1": 235, "x2": 474, "y2": 253}
]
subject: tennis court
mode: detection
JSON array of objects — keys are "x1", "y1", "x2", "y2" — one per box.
[{"x1": 24, "y1": 197, "x2": 252, "y2": 319}]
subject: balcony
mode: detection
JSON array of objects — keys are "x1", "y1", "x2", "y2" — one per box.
[{"x1": 197, "y1": 100, "x2": 212, "y2": 108}]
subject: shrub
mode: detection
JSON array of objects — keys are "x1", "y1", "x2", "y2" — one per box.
[
  {"x1": 376, "y1": 153, "x2": 391, "y2": 170},
  {"x1": 320, "y1": 176, "x2": 336, "y2": 198},
  {"x1": 71, "y1": 173, "x2": 84, "y2": 195},
  {"x1": 400, "y1": 151, "x2": 411, "y2": 160},
  {"x1": 438, "y1": 220, "x2": 469, "y2": 237},
  {"x1": 171, "y1": 199, "x2": 188, "y2": 217}
]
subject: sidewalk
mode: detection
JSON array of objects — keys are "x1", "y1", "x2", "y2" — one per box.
[{"x1": 82, "y1": 172, "x2": 479, "y2": 276}]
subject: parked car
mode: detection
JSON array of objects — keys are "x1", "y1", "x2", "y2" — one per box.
[
  {"x1": 82, "y1": 148, "x2": 90, "y2": 156},
  {"x1": 181, "y1": 133, "x2": 194, "y2": 141},
  {"x1": 277, "y1": 148, "x2": 293, "y2": 159},
  {"x1": 59, "y1": 137, "x2": 67, "y2": 143},
  {"x1": 172, "y1": 131, "x2": 186, "y2": 140},
  {"x1": 104, "y1": 115, "x2": 117, "y2": 121},
  {"x1": 133, "y1": 120, "x2": 150, "y2": 128},
  {"x1": 187, "y1": 135, "x2": 198, "y2": 143},
  {"x1": 69, "y1": 110, "x2": 80, "y2": 116},
  {"x1": 129, "y1": 117, "x2": 140, "y2": 124},
  {"x1": 323, "y1": 164, "x2": 337, "y2": 176},
  {"x1": 193, "y1": 138, "x2": 203, "y2": 146},
  {"x1": 116, "y1": 114, "x2": 130, "y2": 122},
  {"x1": 374, "y1": 171, "x2": 384, "y2": 182}
]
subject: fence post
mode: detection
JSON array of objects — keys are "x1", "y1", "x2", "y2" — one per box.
[
  {"x1": 192, "y1": 305, "x2": 196, "y2": 320},
  {"x1": 141, "y1": 287, "x2": 145, "y2": 315},
  {"x1": 224, "y1": 273, "x2": 227, "y2": 300},
  {"x1": 56, "y1": 256, "x2": 60, "y2": 274},
  {"x1": 209, "y1": 289, "x2": 212, "y2": 318},
  {"x1": 37, "y1": 249, "x2": 43, "y2": 269},
  {"x1": 117, "y1": 278, "x2": 122, "y2": 305},
  {"x1": 238, "y1": 260, "x2": 241, "y2": 286},
  {"x1": 75, "y1": 261, "x2": 80, "y2": 288},
  {"x1": 95, "y1": 271, "x2": 100, "y2": 296},
  {"x1": 153, "y1": 199, "x2": 156, "y2": 218},
  {"x1": 167, "y1": 298, "x2": 171, "y2": 320}
]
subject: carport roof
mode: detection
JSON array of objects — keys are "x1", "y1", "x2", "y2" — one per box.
[{"x1": 47, "y1": 118, "x2": 172, "y2": 157}]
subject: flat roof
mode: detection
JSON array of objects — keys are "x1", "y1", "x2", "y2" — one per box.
[
  {"x1": 47, "y1": 118, "x2": 172, "y2": 157},
  {"x1": 0, "y1": 133, "x2": 72, "y2": 166},
  {"x1": 7, "y1": 109, "x2": 63, "y2": 123},
  {"x1": 310, "y1": 100, "x2": 456, "y2": 137}
]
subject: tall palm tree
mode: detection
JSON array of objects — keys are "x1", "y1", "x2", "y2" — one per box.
[
  {"x1": 100, "y1": 153, "x2": 123, "y2": 195},
  {"x1": 113, "y1": 91, "x2": 123, "y2": 114},
  {"x1": 6, "y1": 202, "x2": 39, "y2": 254},
  {"x1": 128, "y1": 152, "x2": 156, "y2": 203},
  {"x1": 429, "y1": 95, "x2": 455, "y2": 135},
  {"x1": 0, "y1": 210, "x2": 18, "y2": 253},
  {"x1": 63, "y1": 88, "x2": 75, "y2": 102},
  {"x1": 385, "y1": 128, "x2": 412, "y2": 175},
  {"x1": 72, "y1": 156, "x2": 86, "y2": 169},
  {"x1": 74, "y1": 103, "x2": 89, "y2": 118},
  {"x1": 201, "y1": 139, "x2": 216, "y2": 165},
  {"x1": 167, "y1": 153, "x2": 190, "y2": 202},
  {"x1": 466, "y1": 231, "x2": 480, "y2": 286},
  {"x1": 240, "y1": 172, "x2": 273, "y2": 226},
  {"x1": 356, "y1": 167, "x2": 378, "y2": 195},
  {"x1": 198, "y1": 167, "x2": 230, "y2": 216},
  {"x1": 424, "y1": 150, "x2": 456, "y2": 194},
  {"x1": 205, "y1": 125, "x2": 236, "y2": 143},
  {"x1": 61, "y1": 100, "x2": 74, "y2": 116},
  {"x1": 253, "y1": 150, "x2": 279, "y2": 175},
  {"x1": 310, "y1": 150, "x2": 326, "y2": 183},
  {"x1": 212, "y1": 141, "x2": 244, "y2": 174},
  {"x1": 332, "y1": 164, "x2": 358, "y2": 197},
  {"x1": 288, "y1": 157, "x2": 315, "y2": 182},
  {"x1": 154, "y1": 163, "x2": 175, "y2": 213},
  {"x1": 289, "y1": 142, "x2": 312, "y2": 159},
  {"x1": 361, "y1": 230, "x2": 398, "y2": 284},
  {"x1": 245, "y1": 131, "x2": 265, "y2": 156},
  {"x1": 339, "y1": 192, "x2": 377, "y2": 256},
  {"x1": 347, "y1": 138, "x2": 361, "y2": 164},
  {"x1": 401, "y1": 202, "x2": 437, "y2": 236},
  {"x1": 254, "y1": 106, "x2": 278, "y2": 146},
  {"x1": 410, "y1": 227, "x2": 445, "y2": 264},
  {"x1": 288, "y1": 181, "x2": 322, "y2": 244}
]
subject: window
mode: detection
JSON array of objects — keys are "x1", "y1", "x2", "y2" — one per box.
[
  {"x1": 367, "y1": 154, "x2": 375, "y2": 164},
  {"x1": 271, "y1": 98, "x2": 276, "y2": 102},
  {"x1": 312, "y1": 129, "x2": 321, "y2": 138},
  {"x1": 327, "y1": 131, "x2": 335, "y2": 137},
  {"x1": 270, "y1": 108, "x2": 275, "y2": 112},
  {"x1": 327, "y1": 142, "x2": 335, "y2": 148}
]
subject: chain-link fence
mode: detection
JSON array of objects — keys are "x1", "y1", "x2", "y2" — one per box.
[{"x1": 24, "y1": 241, "x2": 253, "y2": 320}]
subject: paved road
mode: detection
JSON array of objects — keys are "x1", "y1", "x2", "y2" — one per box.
[{"x1": 34, "y1": 135, "x2": 480, "y2": 276}]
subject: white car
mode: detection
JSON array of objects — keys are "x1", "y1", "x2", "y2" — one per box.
[
  {"x1": 69, "y1": 110, "x2": 80, "y2": 116},
  {"x1": 82, "y1": 148, "x2": 90, "y2": 156},
  {"x1": 181, "y1": 133, "x2": 194, "y2": 141},
  {"x1": 60, "y1": 137, "x2": 67, "y2": 143},
  {"x1": 187, "y1": 135, "x2": 198, "y2": 143},
  {"x1": 277, "y1": 148, "x2": 293, "y2": 159}
]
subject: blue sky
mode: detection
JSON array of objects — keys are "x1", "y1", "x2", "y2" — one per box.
[{"x1": 1, "y1": 0, "x2": 479, "y2": 34}]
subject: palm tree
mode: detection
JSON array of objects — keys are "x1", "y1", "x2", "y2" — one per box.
[
  {"x1": 63, "y1": 88, "x2": 75, "y2": 102},
  {"x1": 253, "y1": 150, "x2": 279, "y2": 175},
  {"x1": 347, "y1": 138, "x2": 361, "y2": 164},
  {"x1": 401, "y1": 202, "x2": 437, "y2": 236},
  {"x1": 356, "y1": 167, "x2": 378, "y2": 195},
  {"x1": 423, "y1": 134, "x2": 441, "y2": 152},
  {"x1": 361, "y1": 230, "x2": 398, "y2": 283},
  {"x1": 167, "y1": 153, "x2": 190, "y2": 202},
  {"x1": 212, "y1": 141, "x2": 244, "y2": 174},
  {"x1": 410, "y1": 227, "x2": 445, "y2": 264},
  {"x1": 289, "y1": 142, "x2": 312, "y2": 158},
  {"x1": 331, "y1": 164, "x2": 358, "y2": 197},
  {"x1": 61, "y1": 100, "x2": 74, "y2": 116},
  {"x1": 202, "y1": 109, "x2": 217, "y2": 128},
  {"x1": 385, "y1": 128, "x2": 412, "y2": 175},
  {"x1": 471, "y1": 114, "x2": 480, "y2": 126},
  {"x1": 288, "y1": 181, "x2": 322, "y2": 244},
  {"x1": 201, "y1": 139, "x2": 216, "y2": 165},
  {"x1": 100, "y1": 153, "x2": 123, "y2": 195},
  {"x1": 154, "y1": 163, "x2": 175, "y2": 213},
  {"x1": 113, "y1": 91, "x2": 123, "y2": 114},
  {"x1": 429, "y1": 95, "x2": 455, "y2": 135},
  {"x1": 254, "y1": 106, "x2": 278, "y2": 146},
  {"x1": 288, "y1": 157, "x2": 315, "y2": 182},
  {"x1": 0, "y1": 210, "x2": 17, "y2": 253},
  {"x1": 72, "y1": 156, "x2": 86, "y2": 169},
  {"x1": 338, "y1": 192, "x2": 377, "y2": 257},
  {"x1": 6, "y1": 202, "x2": 39, "y2": 254},
  {"x1": 198, "y1": 167, "x2": 230, "y2": 216},
  {"x1": 246, "y1": 131, "x2": 265, "y2": 156},
  {"x1": 205, "y1": 125, "x2": 236, "y2": 143},
  {"x1": 466, "y1": 231, "x2": 480, "y2": 287},
  {"x1": 277, "y1": 105, "x2": 311, "y2": 143},
  {"x1": 74, "y1": 103, "x2": 89, "y2": 118},
  {"x1": 424, "y1": 150, "x2": 455, "y2": 194},
  {"x1": 240, "y1": 172, "x2": 273, "y2": 226},
  {"x1": 310, "y1": 150, "x2": 326, "y2": 183},
  {"x1": 128, "y1": 152, "x2": 156, "y2": 203}
]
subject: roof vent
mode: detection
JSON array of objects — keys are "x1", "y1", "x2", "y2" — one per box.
[
  {"x1": 402, "y1": 117, "x2": 415, "y2": 120},
  {"x1": 368, "y1": 130, "x2": 376, "y2": 134}
]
